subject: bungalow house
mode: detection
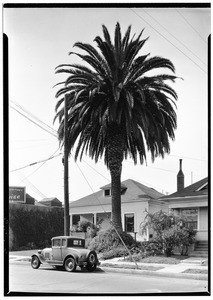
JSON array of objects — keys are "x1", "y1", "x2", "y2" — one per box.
[
  {"x1": 69, "y1": 179, "x2": 166, "y2": 241},
  {"x1": 160, "y1": 160, "x2": 208, "y2": 256}
]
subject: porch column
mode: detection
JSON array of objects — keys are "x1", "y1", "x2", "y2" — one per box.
[{"x1": 93, "y1": 213, "x2": 97, "y2": 225}]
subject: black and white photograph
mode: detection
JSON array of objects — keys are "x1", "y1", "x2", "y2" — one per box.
[{"x1": 4, "y1": 2, "x2": 210, "y2": 296}]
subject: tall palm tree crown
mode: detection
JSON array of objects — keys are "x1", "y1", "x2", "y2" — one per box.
[{"x1": 54, "y1": 23, "x2": 178, "y2": 232}]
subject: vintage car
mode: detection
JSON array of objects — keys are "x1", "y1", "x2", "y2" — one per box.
[{"x1": 31, "y1": 236, "x2": 100, "y2": 272}]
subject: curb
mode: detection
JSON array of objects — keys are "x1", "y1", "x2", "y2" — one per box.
[{"x1": 100, "y1": 266, "x2": 208, "y2": 281}]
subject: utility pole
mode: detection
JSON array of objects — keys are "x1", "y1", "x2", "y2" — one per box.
[{"x1": 64, "y1": 94, "x2": 70, "y2": 235}]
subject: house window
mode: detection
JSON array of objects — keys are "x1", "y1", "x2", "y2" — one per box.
[
  {"x1": 104, "y1": 189, "x2": 111, "y2": 196},
  {"x1": 72, "y1": 214, "x2": 80, "y2": 226},
  {"x1": 125, "y1": 213, "x2": 134, "y2": 233},
  {"x1": 180, "y1": 208, "x2": 198, "y2": 230}
]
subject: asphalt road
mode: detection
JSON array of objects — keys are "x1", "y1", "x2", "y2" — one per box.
[{"x1": 7, "y1": 262, "x2": 208, "y2": 295}]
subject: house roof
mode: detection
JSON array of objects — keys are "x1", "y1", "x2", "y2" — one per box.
[
  {"x1": 40, "y1": 197, "x2": 61, "y2": 203},
  {"x1": 161, "y1": 177, "x2": 208, "y2": 200},
  {"x1": 70, "y1": 179, "x2": 164, "y2": 208}
]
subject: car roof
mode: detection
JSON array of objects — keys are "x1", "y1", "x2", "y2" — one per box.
[{"x1": 51, "y1": 236, "x2": 85, "y2": 240}]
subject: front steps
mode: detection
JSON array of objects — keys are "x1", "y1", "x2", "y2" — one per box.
[{"x1": 190, "y1": 241, "x2": 208, "y2": 257}]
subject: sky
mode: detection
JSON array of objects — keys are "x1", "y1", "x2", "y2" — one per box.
[{"x1": 4, "y1": 4, "x2": 210, "y2": 204}]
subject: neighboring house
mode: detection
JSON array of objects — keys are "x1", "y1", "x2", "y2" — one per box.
[
  {"x1": 161, "y1": 160, "x2": 208, "y2": 242},
  {"x1": 39, "y1": 197, "x2": 62, "y2": 207},
  {"x1": 69, "y1": 179, "x2": 166, "y2": 241}
]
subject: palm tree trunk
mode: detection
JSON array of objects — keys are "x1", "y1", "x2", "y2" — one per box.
[
  {"x1": 110, "y1": 166, "x2": 123, "y2": 233},
  {"x1": 106, "y1": 123, "x2": 124, "y2": 233}
]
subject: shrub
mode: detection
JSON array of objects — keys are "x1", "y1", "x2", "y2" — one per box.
[
  {"x1": 141, "y1": 241, "x2": 163, "y2": 256},
  {"x1": 88, "y1": 227, "x2": 137, "y2": 254},
  {"x1": 139, "y1": 210, "x2": 197, "y2": 257},
  {"x1": 101, "y1": 246, "x2": 129, "y2": 260}
]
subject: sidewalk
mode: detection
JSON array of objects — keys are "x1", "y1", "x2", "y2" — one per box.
[
  {"x1": 100, "y1": 256, "x2": 208, "y2": 280},
  {"x1": 9, "y1": 251, "x2": 208, "y2": 281}
]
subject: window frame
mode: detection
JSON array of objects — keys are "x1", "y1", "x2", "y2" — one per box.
[{"x1": 124, "y1": 213, "x2": 135, "y2": 233}]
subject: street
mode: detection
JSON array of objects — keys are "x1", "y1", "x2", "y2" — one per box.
[{"x1": 7, "y1": 262, "x2": 208, "y2": 295}]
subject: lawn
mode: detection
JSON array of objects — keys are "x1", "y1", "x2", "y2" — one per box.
[
  {"x1": 182, "y1": 269, "x2": 208, "y2": 274},
  {"x1": 101, "y1": 263, "x2": 164, "y2": 271},
  {"x1": 120, "y1": 254, "x2": 189, "y2": 264}
]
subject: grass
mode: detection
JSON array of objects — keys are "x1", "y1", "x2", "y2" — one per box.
[
  {"x1": 101, "y1": 263, "x2": 163, "y2": 271},
  {"x1": 120, "y1": 254, "x2": 188, "y2": 265},
  {"x1": 182, "y1": 269, "x2": 208, "y2": 274}
]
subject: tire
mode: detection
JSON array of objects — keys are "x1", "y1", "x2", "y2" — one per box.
[
  {"x1": 64, "y1": 257, "x2": 76, "y2": 272},
  {"x1": 31, "y1": 256, "x2": 41, "y2": 269},
  {"x1": 86, "y1": 251, "x2": 97, "y2": 272},
  {"x1": 87, "y1": 251, "x2": 96, "y2": 265},
  {"x1": 86, "y1": 264, "x2": 97, "y2": 272}
]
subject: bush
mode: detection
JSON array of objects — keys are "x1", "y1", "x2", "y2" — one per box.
[
  {"x1": 141, "y1": 241, "x2": 163, "y2": 256},
  {"x1": 88, "y1": 227, "x2": 137, "y2": 254},
  {"x1": 101, "y1": 246, "x2": 129, "y2": 260},
  {"x1": 139, "y1": 210, "x2": 197, "y2": 257}
]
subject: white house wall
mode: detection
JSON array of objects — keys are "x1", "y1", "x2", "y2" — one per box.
[{"x1": 70, "y1": 199, "x2": 166, "y2": 242}]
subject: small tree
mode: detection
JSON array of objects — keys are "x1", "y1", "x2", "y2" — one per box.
[{"x1": 139, "y1": 210, "x2": 196, "y2": 257}]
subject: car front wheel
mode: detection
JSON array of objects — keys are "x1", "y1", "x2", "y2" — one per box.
[
  {"x1": 64, "y1": 257, "x2": 76, "y2": 272},
  {"x1": 31, "y1": 255, "x2": 40, "y2": 269}
]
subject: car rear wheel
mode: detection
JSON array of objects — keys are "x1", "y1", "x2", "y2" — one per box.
[
  {"x1": 64, "y1": 257, "x2": 76, "y2": 272},
  {"x1": 86, "y1": 264, "x2": 97, "y2": 272},
  {"x1": 86, "y1": 251, "x2": 97, "y2": 272},
  {"x1": 31, "y1": 256, "x2": 40, "y2": 269}
]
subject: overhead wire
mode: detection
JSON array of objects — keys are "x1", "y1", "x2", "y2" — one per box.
[
  {"x1": 10, "y1": 152, "x2": 62, "y2": 173},
  {"x1": 10, "y1": 160, "x2": 47, "y2": 199},
  {"x1": 9, "y1": 103, "x2": 58, "y2": 138},
  {"x1": 176, "y1": 9, "x2": 208, "y2": 44},
  {"x1": 142, "y1": 9, "x2": 207, "y2": 66},
  {"x1": 129, "y1": 8, "x2": 207, "y2": 74},
  {"x1": 18, "y1": 148, "x2": 61, "y2": 183},
  {"x1": 10, "y1": 100, "x2": 57, "y2": 136}
]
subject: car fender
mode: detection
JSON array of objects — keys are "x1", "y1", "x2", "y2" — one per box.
[
  {"x1": 31, "y1": 253, "x2": 43, "y2": 264},
  {"x1": 63, "y1": 253, "x2": 79, "y2": 265}
]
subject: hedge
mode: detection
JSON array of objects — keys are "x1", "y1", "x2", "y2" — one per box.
[{"x1": 9, "y1": 204, "x2": 64, "y2": 250}]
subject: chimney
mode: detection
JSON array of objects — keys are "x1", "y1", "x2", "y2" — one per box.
[{"x1": 177, "y1": 159, "x2": 184, "y2": 191}]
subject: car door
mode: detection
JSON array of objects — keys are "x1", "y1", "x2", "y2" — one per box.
[{"x1": 52, "y1": 238, "x2": 62, "y2": 262}]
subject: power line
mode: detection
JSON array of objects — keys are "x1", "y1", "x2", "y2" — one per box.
[
  {"x1": 18, "y1": 148, "x2": 61, "y2": 183},
  {"x1": 10, "y1": 160, "x2": 47, "y2": 199},
  {"x1": 10, "y1": 103, "x2": 58, "y2": 138},
  {"x1": 10, "y1": 152, "x2": 62, "y2": 172},
  {"x1": 10, "y1": 100, "x2": 57, "y2": 136},
  {"x1": 176, "y1": 9, "x2": 207, "y2": 44},
  {"x1": 130, "y1": 8, "x2": 207, "y2": 74},
  {"x1": 142, "y1": 9, "x2": 207, "y2": 66}
]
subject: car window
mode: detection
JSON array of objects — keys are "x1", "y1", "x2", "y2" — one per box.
[
  {"x1": 67, "y1": 238, "x2": 85, "y2": 247},
  {"x1": 62, "y1": 239, "x2": 66, "y2": 247},
  {"x1": 52, "y1": 239, "x2": 61, "y2": 247}
]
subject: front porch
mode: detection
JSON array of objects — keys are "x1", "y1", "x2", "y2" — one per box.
[{"x1": 70, "y1": 212, "x2": 112, "y2": 232}]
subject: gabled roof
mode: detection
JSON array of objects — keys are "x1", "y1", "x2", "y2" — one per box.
[
  {"x1": 40, "y1": 197, "x2": 61, "y2": 203},
  {"x1": 70, "y1": 179, "x2": 164, "y2": 208},
  {"x1": 161, "y1": 177, "x2": 208, "y2": 199}
]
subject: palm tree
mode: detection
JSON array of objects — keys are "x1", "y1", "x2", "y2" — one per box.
[{"x1": 54, "y1": 22, "x2": 178, "y2": 233}]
